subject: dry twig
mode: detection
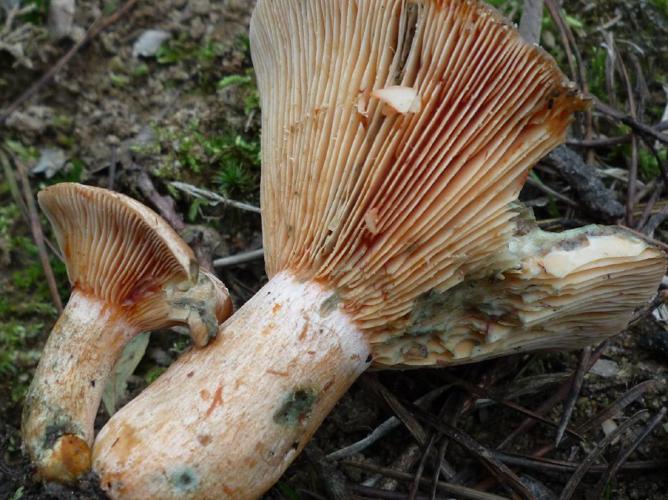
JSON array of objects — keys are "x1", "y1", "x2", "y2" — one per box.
[
  {"x1": 170, "y1": 181, "x2": 261, "y2": 214},
  {"x1": 493, "y1": 452, "x2": 668, "y2": 475},
  {"x1": 555, "y1": 347, "x2": 591, "y2": 447},
  {"x1": 559, "y1": 410, "x2": 648, "y2": 500},
  {"x1": 407, "y1": 402, "x2": 533, "y2": 499},
  {"x1": 15, "y1": 159, "x2": 63, "y2": 314},
  {"x1": 443, "y1": 373, "x2": 584, "y2": 442},
  {"x1": 528, "y1": 378, "x2": 655, "y2": 459},
  {"x1": 595, "y1": 100, "x2": 668, "y2": 146},
  {"x1": 592, "y1": 407, "x2": 667, "y2": 498},
  {"x1": 519, "y1": 0, "x2": 544, "y2": 44},
  {"x1": 213, "y1": 248, "x2": 264, "y2": 268},
  {"x1": 134, "y1": 170, "x2": 185, "y2": 232},
  {"x1": 326, "y1": 385, "x2": 450, "y2": 461},
  {"x1": 497, "y1": 341, "x2": 609, "y2": 451},
  {"x1": 616, "y1": 49, "x2": 640, "y2": 227},
  {"x1": 343, "y1": 461, "x2": 508, "y2": 500}
]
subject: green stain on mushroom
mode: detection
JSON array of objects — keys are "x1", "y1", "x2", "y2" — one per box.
[
  {"x1": 170, "y1": 467, "x2": 198, "y2": 492},
  {"x1": 319, "y1": 293, "x2": 340, "y2": 316},
  {"x1": 273, "y1": 387, "x2": 318, "y2": 426},
  {"x1": 32, "y1": 407, "x2": 82, "y2": 452},
  {"x1": 43, "y1": 421, "x2": 73, "y2": 449}
]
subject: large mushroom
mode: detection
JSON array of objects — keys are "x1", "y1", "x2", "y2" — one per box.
[
  {"x1": 92, "y1": 0, "x2": 666, "y2": 498},
  {"x1": 22, "y1": 183, "x2": 232, "y2": 483}
]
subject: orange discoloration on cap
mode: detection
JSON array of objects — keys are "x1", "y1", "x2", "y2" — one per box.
[
  {"x1": 266, "y1": 368, "x2": 289, "y2": 377},
  {"x1": 222, "y1": 484, "x2": 237, "y2": 495},
  {"x1": 205, "y1": 386, "x2": 223, "y2": 418},
  {"x1": 107, "y1": 424, "x2": 139, "y2": 469},
  {"x1": 298, "y1": 322, "x2": 309, "y2": 341},
  {"x1": 197, "y1": 435, "x2": 212, "y2": 446},
  {"x1": 322, "y1": 378, "x2": 335, "y2": 393},
  {"x1": 98, "y1": 471, "x2": 129, "y2": 497},
  {"x1": 38, "y1": 435, "x2": 91, "y2": 484},
  {"x1": 261, "y1": 322, "x2": 277, "y2": 336}
]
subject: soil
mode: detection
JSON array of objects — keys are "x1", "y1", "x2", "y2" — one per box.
[{"x1": 0, "y1": 1, "x2": 667, "y2": 499}]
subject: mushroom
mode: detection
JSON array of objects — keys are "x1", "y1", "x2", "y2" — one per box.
[
  {"x1": 374, "y1": 222, "x2": 667, "y2": 366},
  {"x1": 91, "y1": 0, "x2": 666, "y2": 498},
  {"x1": 22, "y1": 183, "x2": 232, "y2": 483}
]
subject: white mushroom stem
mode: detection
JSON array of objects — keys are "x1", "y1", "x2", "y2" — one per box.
[
  {"x1": 93, "y1": 272, "x2": 370, "y2": 499},
  {"x1": 22, "y1": 290, "x2": 138, "y2": 483}
]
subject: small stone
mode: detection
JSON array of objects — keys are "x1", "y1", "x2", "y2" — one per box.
[
  {"x1": 652, "y1": 303, "x2": 668, "y2": 323},
  {"x1": 601, "y1": 418, "x2": 618, "y2": 436},
  {"x1": 191, "y1": 0, "x2": 210, "y2": 15},
  {"x1": 32, "y1": 148, "x2": 67, "y2": 178},
  {"x1": 590, "y1": 358, "x2": 620, "y2": 378},
  {"x1": 48, "y1": 0, "x2": 76, "y2": 40},
  {"x1": 601, "y1": 418, "x2": 620, "y2": 444},
  {"x1": 5, "y1": 105, "x2": 54, "y2": 132},
  {"x1": 133, "y1": 30, "x2": 171, "y2": 58},
  {"x1": 70, "y1": 25, "x2": 86, "y2": 43},
  {"x1": 189, "y1": 16, "x2": 205, "y2": 39}
]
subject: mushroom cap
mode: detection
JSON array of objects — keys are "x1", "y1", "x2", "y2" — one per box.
[
  {"x1": 251, "y1": 0, "x2": 592, "y2": 348},
  {"x1": 37, "y1": 183, "x2": 220, "y2": 331},
  {"x1": 252, "y1": 0, "x2": 667, "y2": 367},
  {"x1": 372, "y1": 223, "x2": 667, "y2": 366}
]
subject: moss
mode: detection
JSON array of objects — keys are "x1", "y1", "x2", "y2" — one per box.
[
  {"x1": 155, "y1": 36, "x2": 230, "y2": 92},
  {"x1": 42, "y1": 420, "x2": 76, "y2": 450},
  {"x1": 218, "y1": 69, "x2": 260, "y2": 115},
  {"x1": 151, "y1": 120, "x2": 260, "y2": 206},
  {"x1": 144, "y1": 366, "x2": 167, "y2": 385},
  {"x1": 0, "y1": 322, "x2": 42, "y2": 404},
  {"x1": 652, "y1": 0, "x2": 668, "y2": 15},
  {"x1": 0, "y1": 194, "x2": 62, "y2": 410}
]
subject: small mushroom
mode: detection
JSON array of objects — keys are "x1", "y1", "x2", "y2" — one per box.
[
  {"x1": 22, "y1": 183, "x2": 232, "y2": 483},
  {"x1": 92, "y1": 1, "x2": 666, "y2": 498}
]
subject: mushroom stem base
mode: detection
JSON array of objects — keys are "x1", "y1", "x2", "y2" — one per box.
[
  {"x1": 22, "y1": 290, "x2": 137, "y2": 483},
  {"x1": 93, "y1": 271, "x2": 371, "y2": 499}
]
